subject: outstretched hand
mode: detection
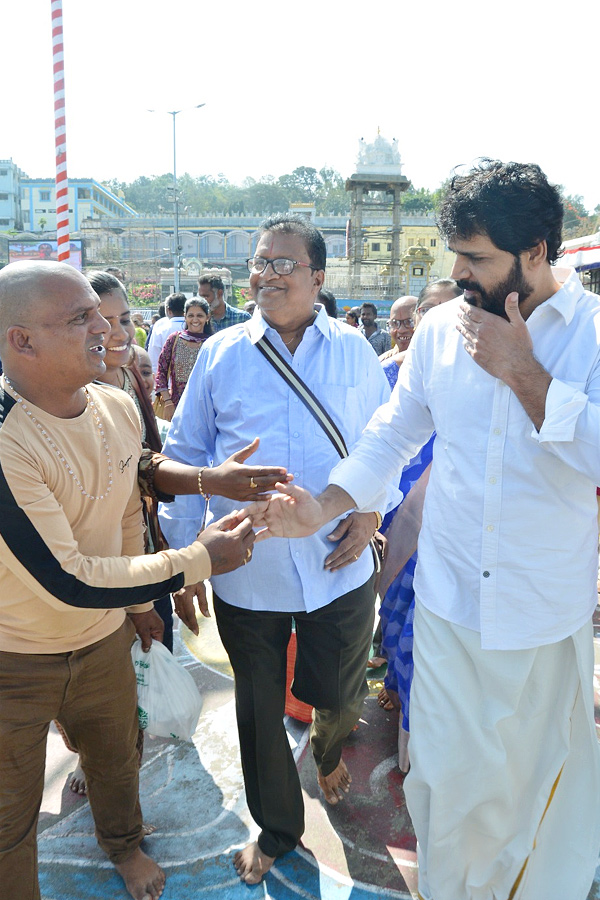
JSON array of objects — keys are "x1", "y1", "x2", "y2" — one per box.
[
  {"x1": 247, "y1": 481, "x2": 325, "y2": 541},
  {"x1": 203, "y1": 437, "x2": 292, "y2": 501}
]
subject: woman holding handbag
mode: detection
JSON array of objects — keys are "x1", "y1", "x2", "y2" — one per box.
[{"x1": 154, "y1": 298, "x2": 212, "y2": 420}]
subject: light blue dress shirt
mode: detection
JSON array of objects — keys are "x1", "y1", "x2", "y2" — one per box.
[{"x1": 159, "y1": 307, "x2": 395, "y2": 612}]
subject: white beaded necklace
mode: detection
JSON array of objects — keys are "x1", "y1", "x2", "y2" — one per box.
[{"x1": 4, "y1": 376, "x2": 113, "y2": 501}]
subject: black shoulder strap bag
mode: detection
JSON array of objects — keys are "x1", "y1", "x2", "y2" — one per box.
[{"x1": 250, "y1": 329, "x2": 382, "y2": 574}]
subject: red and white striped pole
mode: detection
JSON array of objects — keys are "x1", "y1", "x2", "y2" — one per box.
[{"x1": 51, "y1": 0, "x2": 70, "y2": 263}]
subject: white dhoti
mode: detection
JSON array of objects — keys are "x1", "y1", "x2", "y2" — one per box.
[{"x1": 405, "y1": 602, "x2": 600, "y2": 900}]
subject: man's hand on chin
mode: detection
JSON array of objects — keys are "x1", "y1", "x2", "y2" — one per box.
[
  {"x1": 457, "y1": 293, "x2": 537, "y2": 381},
  {"x1": 456, "y1": 294, "x2": 551, "y2": 430}
]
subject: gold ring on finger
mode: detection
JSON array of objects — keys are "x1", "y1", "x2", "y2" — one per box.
[
  {"x1": 245, "y1": 548, "x2": 252, "y2": 562},
  {"x1": 249, "y1": 477, "x2": 258, "y2": 489}
]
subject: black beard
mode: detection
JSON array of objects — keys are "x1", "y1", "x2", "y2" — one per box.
[{"x1": 457, "y1": 256, "x2": 533, "y2": 320}]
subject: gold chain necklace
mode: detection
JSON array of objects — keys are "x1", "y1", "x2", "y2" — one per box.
[
  {"x1": 280, "y1": 312, "x2": 317, "y2": 347},
  {"x1": 4, "y1": 377, "x2": 113, "y2": 501}
]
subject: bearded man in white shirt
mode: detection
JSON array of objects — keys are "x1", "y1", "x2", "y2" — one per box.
[{"x1": 252, "y1": 161, "x2": 600, "y2": 900}]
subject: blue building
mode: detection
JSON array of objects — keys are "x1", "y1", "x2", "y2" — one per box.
[
  {"x1": 21, "y1": 177, "x2": 138, "y2": 233},
  {"x1": 0, "y1": 159, "x2": 25, "y2": 230}
]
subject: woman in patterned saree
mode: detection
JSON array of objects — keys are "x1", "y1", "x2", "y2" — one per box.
[{"x1": 155, "y1": 297, "x2": 213, "y2": 420}]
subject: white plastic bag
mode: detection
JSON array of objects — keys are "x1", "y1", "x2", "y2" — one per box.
[{"x1": 131, "y1": 638, "x2": 202, "y2": 740}]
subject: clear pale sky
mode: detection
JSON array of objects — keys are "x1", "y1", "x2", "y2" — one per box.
[{"x1": 4, "y1": 0, "x2": 600, "y2": 211}]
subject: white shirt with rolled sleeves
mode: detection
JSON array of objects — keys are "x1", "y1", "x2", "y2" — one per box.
[
  {"x1": 159, "y1": 306, "x2": 398, "y2": 613},
  {"x1": 330, "y1": 268, "x2": 600, "y2": 650}
]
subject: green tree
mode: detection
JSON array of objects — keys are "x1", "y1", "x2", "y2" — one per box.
[
  {"x1": 562, "y1": 193, "x2": 588, "y2": 232},
  {"x1": 104, "y1": 178, "x2": 127, "y2": 198},
  {"x1": 242, "y1": 176, "x2": 289, "y2": 214},
  {"x1": 401, "y1": 186, "x2": 436, "y2": 213},
  {"x1": 315, "y1": 167, "x2": 348, "y2": 215},
  {"x1": 278, "y1": 166, "x2": 321, "y2": 202},
  {"x1": 114, "y1": 170, "x2": 458, "y2": 221},
  {"x1": 124, "y1": 174, "x2": 173, "y2": 214}
]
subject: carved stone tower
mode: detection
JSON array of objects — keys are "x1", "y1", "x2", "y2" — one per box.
[{"x1": 345, "y1": 134, "x2": 409, "y2": 299}]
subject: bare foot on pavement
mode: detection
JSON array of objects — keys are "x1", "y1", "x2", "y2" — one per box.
[
  {"x1": 367, "y1": 655, "x2": 386, "y2": 669},
  {"x1": 377, "y1": 687, "x2": 395, "y2": 711},
  {"x1": 318, "y1": 758, "x2": 352, "y2": 805},
  {"x1": 115, "y1": 848, "x2": 165, "y2": 900},
  {"x1": 69, "y1": 761, "x2": 87, "y2": 795},
  {"x1": 234, "y1": 841, "x2": 275, "y2": 884}
]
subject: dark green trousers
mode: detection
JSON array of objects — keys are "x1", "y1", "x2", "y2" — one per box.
[{"x1": 213, "y1": 573, "x2": 375, "y2": 859}]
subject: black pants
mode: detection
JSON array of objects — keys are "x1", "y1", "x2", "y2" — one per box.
[{"x1": 213, "y1": 574, "x2": 375, "y2": 859}]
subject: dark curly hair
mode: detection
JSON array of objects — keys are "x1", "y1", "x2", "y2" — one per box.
[{"x1": 438, "y1": 159, "x2": 564, "y2": 264}]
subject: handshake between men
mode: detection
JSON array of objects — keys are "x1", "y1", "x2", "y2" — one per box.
[
  {"x1": 250, "y1": 481, "x2": 354, "y2": 543},
  {"x1": 174, "y1": 507, "x2": 256, "y2": 633},
  {"x1": 174, "y1": 479, "x2": 370, "y2": 634}
]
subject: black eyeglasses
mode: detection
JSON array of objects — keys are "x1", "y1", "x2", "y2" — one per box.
[{"x1": 246, "y1": 257, "x2": 318, "y2": 276}]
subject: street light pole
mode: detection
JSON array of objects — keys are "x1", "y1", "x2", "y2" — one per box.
[
  {"x1": 170, "y1": 110, "x2": 180, "y2": 290},
  {"x1": 148, "y1": 103, "x2": 205, "y2": 292}
]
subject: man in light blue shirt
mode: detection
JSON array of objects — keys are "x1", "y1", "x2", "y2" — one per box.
[{"x1": 160, "y1": 214, "x2": 392, "y2": 885}]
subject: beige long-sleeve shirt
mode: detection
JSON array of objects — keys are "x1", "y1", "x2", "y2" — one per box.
[{"x1": 0, "y1": 379, "x2": 210, "y2": 653}]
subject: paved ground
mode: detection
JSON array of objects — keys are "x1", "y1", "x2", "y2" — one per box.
[{"x1": 37, "y1": 591, "x2": 600, "y2": 900}]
